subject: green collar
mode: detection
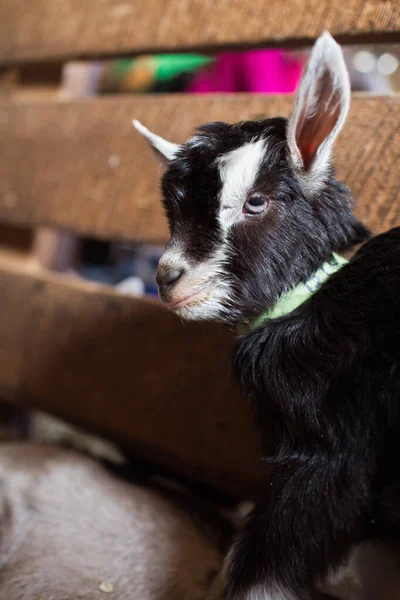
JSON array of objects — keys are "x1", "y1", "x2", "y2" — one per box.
[{"x1": 250, "y1": 253, "x2": 348, "y2": 330}]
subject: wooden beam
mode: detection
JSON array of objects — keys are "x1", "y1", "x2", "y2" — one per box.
[
  {"x1": 0, "y1": 94, "x2": 399, "y2": 243},
  {"x1": 1, "y1": 0, "x2": 400, "y2": 64},
  {"x1": 0, "y1": 253, "x2": 263, "y2": 496}
]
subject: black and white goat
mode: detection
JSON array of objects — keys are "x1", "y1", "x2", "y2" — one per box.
[{"x1": 134, "y1": 33, "x2": 400, "y2": 600}]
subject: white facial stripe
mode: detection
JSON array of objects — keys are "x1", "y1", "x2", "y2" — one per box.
[
  {"x1": 217, "y1": 139, "x2": 267, "y2": 232},
  {"x1": 159, "y1": 142, "x2": 268, "y2": 322}
]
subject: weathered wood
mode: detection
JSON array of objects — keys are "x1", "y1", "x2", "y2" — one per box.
[
  {"x1": 1, "y1": 0, "x2": 400, "y2": 64},
  {"x1": 0, "y1": 253, "x2": 263, "y2": 496},
  {"x1": 0, "y1": 94, "x2": 399, "y2": 243},
  {"x1": 32, "y1": 58, "x2": 99, "y2": 273}
]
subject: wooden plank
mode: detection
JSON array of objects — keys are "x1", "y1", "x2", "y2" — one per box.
[
  {"x1": 0, "y1": 224, "x2": 32, "y2": 254},
  {"x1": 0, "y1": 253, "x2": 263, "y2": 496},
  {"x1": 1, "y1": 0, "x2": 400, "y2": 64},
  {"x1": 0, "y1": 94, "x2": 399, "y2": 244}
]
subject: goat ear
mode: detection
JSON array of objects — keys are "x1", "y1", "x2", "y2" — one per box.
[
  {"x1": 287, "y1": 32, "x2": 350, "y2": 176},
  {"x1": 133, "y1": 120, "x2": 180, "y2": 164}
]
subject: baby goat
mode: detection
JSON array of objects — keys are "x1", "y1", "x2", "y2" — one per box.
[{"x1": 135, "y1": 33, "x2": 400, "y2": 600}]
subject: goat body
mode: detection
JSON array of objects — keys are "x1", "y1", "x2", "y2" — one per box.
[
  {"x1": 0, "y1": 443, "x2": 224, "y2": 600},
  {"x1": 135, "y1": 32, "x2": 400, "y2": 600},
  {"x1": 230, "y1": 228, "x2": 400, "y2": 599}
]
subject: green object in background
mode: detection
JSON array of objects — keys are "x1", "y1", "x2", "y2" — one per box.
[
  {"x1": 112, "y1": 54, "x2": 213, "y2": 83},
  {"x1": 153, "y1": 54, "x2": 213, "y2": 81}
]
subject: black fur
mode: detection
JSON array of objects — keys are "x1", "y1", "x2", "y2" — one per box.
[
  {"x1": 162, "y1": 118, "x2": 369, "y2": 323},
  {"x1": 158, "y1": 118, "x2": 399, "y2": 598},
  {"x1": 230, "y1": 227, "x2": 400, "y2": 599}
]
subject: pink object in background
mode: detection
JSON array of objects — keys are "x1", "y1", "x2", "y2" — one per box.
[{"x1": 187, "y1": 50, "x2": 304, "y2": 94}]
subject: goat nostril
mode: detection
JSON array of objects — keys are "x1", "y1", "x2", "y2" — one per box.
[{"x1": 157, "y1": 267, "x2": 184, "y2": 289}]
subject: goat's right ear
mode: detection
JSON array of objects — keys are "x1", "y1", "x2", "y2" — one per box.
[
  {"x1": 287, "y1": 32, "x2": 350, "y2": 177},
  {"x1": 133, "y1": 120, "x2": 180, "y2": 165}
]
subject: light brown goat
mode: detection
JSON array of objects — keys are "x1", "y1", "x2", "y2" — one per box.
[{"x1": 0, "y1": 443, "x2": 224, "y2": 600}]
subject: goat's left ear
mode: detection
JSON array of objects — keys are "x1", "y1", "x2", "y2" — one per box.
[
  {"x1": 287, "y1": 32, "x2": 350, "y2": 176},
  {"x1": 133, "y1": 120, "x2": 180, "y2": 164}
]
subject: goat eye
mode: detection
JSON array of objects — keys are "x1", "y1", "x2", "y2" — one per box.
[{"x1": 243, "y1": 195, "x2": 269, "y2": 215}]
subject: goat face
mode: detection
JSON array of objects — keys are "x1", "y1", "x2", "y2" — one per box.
[{"x1": 135, "y1": 33, "x2": 369, "y2": 324}]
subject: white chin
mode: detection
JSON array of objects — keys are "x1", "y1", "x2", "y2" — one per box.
[{"x1": 174, "y1": 299, "x2": 225, "y2": 322}]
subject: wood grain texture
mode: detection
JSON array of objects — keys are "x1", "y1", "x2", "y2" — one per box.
[
  {"x1": 0, "y1": 94, "x2": 399, "y2": 243},
  {"x1": 1, "y1": 0, "x2": 400, "y2": 63},
  {"x1": 0, "y1": 255, "x2": 263, "y2": 496}
]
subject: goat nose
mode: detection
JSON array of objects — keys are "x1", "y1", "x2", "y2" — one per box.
[{"x1": 156, "y1": 267, "x2": 184, "y2": 289}]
